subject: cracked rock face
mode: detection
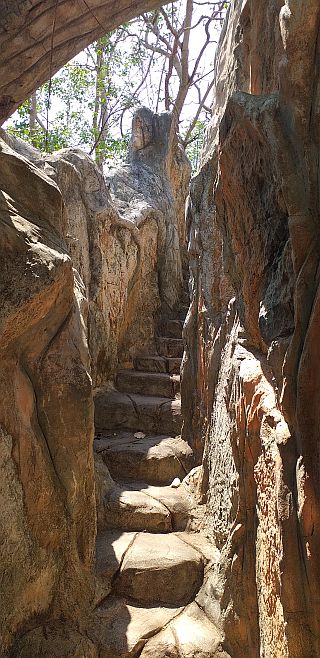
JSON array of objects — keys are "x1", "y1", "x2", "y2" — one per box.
[
  {"x1": 0, "y1": 138, "x2": 96, "y2": 654},
  {"x1": 182, "y1": 0, "x2": 320, "y2": 656}
]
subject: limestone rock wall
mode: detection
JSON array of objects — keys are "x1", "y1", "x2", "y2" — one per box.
[
  {"x1": 183, "y1": 1, "x2": 320, "y2": 656},
  {"x1": 0, "y1": 138, "x2": 96, "y2": 656}
]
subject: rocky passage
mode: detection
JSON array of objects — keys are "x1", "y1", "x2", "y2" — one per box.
[
  {"x1": 3, "y1": 1, "x2": 320, "y2": 654},
  {"x1": 91, "y1": 302, "x2": 226, "y2": 657}
]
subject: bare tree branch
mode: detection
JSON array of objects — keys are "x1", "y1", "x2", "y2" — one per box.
[
  {"x1": 139, "y1": 0, "x2": 228, "y2": 156},
  {"x1": 159, "y1": 7, "x2": 180, "y2": 39},
  {"x1": 183, "y1": 76, "x2": 215, "y2": 145}
]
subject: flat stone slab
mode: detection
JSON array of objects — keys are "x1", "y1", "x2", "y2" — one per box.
[
  {"x1": 101, "y1": 484, "x2": 172, "y2": 533},
  {"x1": 134, "y1": 355, "x2": 167, "y2": 373},
  {"x1": 116, "y1": 369, "x2": 179, "y2": 398},
  {"x1": 139, "y1": 602, "x2": 225, "y2": 658},
  {"x1": 114, "y1": 532, "x2": 204, "y2": 605},
  {"x1": 159, "y1": 318, "x2": 183, "y2": 339},
  {"x1": 94, "y1": 391, "x2": 182, "y2": 435},
  {"x1": 157, "y1": 337, "x2": 184, "y2": 358},
  {"x1": 139, "y1": 483, "x2": 194, "y2": 531},
  {"x1": 94, "y1": 432, "x2": 193, "y2": 485},
  {"x1": 96, "y1": 530, "x2": 137, "y2": 580},
  {"x1": 133, "y1": 355, "x2": 181, "y2": 374},
  {"x1": 174, "y1": 532, "x2": 220, "y2": 563},
  {"x1": 88, "y1": 596, "x2": 183, "y2": 658},
  {"x1": 167, "y1": 357, "x2": 182, "y2": 374}
]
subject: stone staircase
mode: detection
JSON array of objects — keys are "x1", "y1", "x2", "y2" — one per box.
[{"x1": 89, "y1": 300, "x2": 224, "y2": 657}]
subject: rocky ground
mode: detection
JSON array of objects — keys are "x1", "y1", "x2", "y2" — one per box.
[{"x1": 91, "y1": 292, "x2": 227, "y2": 657}]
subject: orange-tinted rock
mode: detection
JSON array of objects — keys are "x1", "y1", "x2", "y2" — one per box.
[{"x1": 183, "y1": 0, "x2": 320, "y2": 655}]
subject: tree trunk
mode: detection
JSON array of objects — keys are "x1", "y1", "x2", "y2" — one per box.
[{"x1": 29, "y1": 92, "x2": 37, "y2": 146}]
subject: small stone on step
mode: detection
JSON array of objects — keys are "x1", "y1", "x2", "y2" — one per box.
[{"x1": 171, "y1": 477, "x2": 181, "y2": 488}]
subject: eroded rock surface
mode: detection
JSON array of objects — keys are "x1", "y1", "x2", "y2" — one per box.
[
  {"x1": 183, "y1": 1, "x2": 320, "y2": 656},
  {"x1": 109, "y1": 107, "x2": 191, "y2": 314},
  {"x1": 0, "y1": 138, "x2": 96, "y2": 656},
  {"x1": 3, "y1": 108, "x2": 190, "y2": 388}
]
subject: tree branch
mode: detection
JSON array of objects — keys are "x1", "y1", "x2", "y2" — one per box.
[{"x1": 182, "y1": 76, "x2": 215, "y2": 145}]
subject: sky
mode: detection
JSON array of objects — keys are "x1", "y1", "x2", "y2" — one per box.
[{"x1": 4, "y1": 0, "x2": 225, "y2": 164}]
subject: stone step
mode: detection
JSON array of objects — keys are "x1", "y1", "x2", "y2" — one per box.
[
  {"x1": 133, "y1": 354, "x2": 181, "y2": 375},
  {"x1": 167, "y1": 357, "x2": 182, "y2": 374},
  {"x1": 94, "y1": 530, "x2": 216, "y2": 610},
  {"x1": 89, "y1": 595, "x2": 183, "y2": 658},
  {"x1": 95, "y1": 530, "x2": 137, "y2": 604},
  {"x1": 97, "y1": 468, "x2": 193, "y2": 533},
  {"x1": 116, "y1": 369, "x2": 179, "y2": 398},
  {"x1": 90, "y1": 597, "x2": 223, "y2": 658},
  {"x1": 159, "y1": 318, "x2": 182, "y2": 339},
  {"x1": 136, "y1": 482, "x2": 193, "y2": 531},
  {"x1": 133, "y1": 355, "x2": 166, "y2": 373},
  {"x1": 95, "y1": 391, "x2": 182, "y2": 435},
  {"x1": 94, "y1": 432, "x2": 193, "y2": 485},
  {"x1": 157, "y1": 337, "x2": 184, "y2": 358},
  {"x1": 100, "y1": 484, "x2": 173, "y2": 533},
  {"x1": 112, "y1": 531, "x2": 204, "y2": 605},
  {"x1": 139, "y1": 602, "x2": 224, "y2": 658}
]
